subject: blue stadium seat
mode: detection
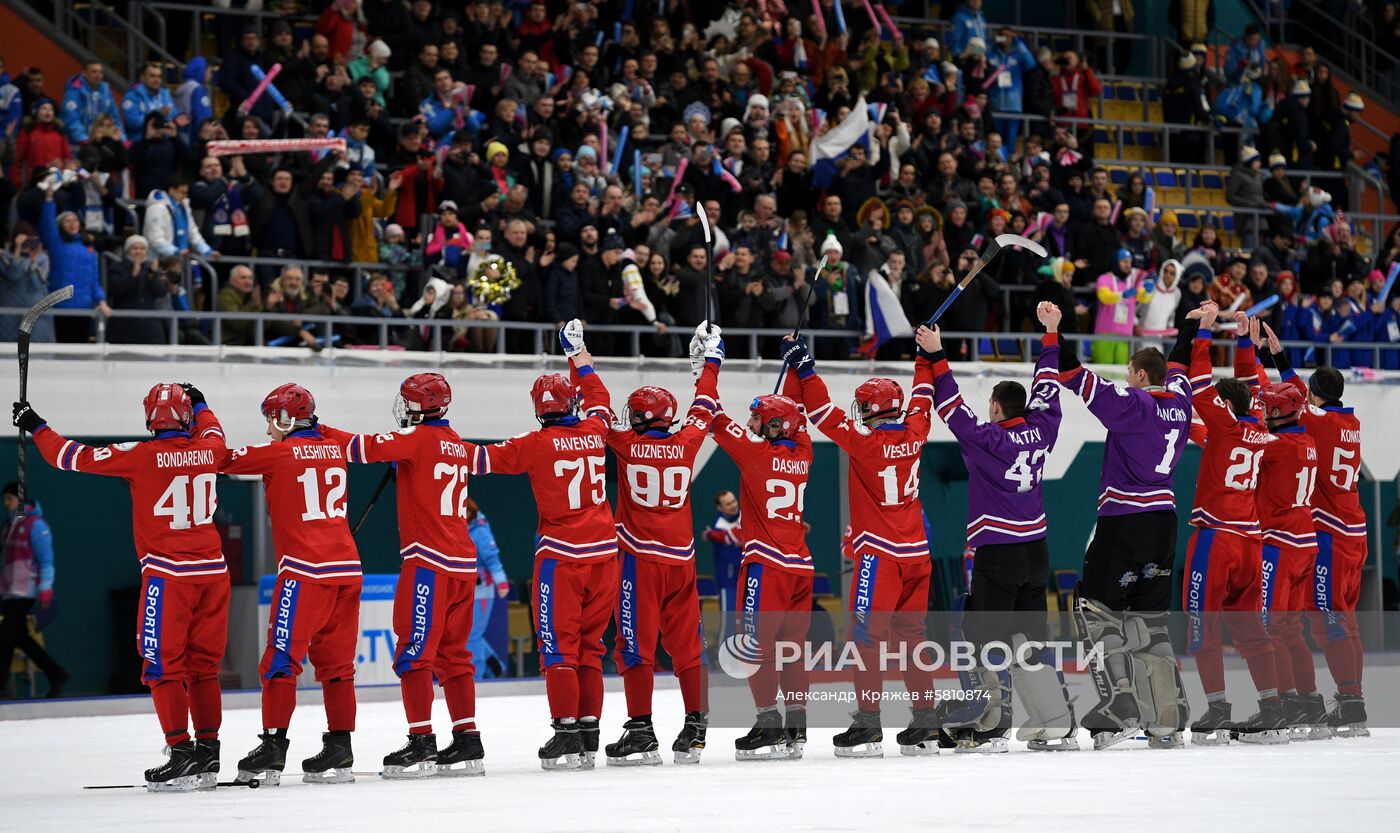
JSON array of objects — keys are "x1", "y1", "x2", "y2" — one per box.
[
  {"x1": 1220, "y1": 214, "x2": 1235, "y2": 232},
  {"x1": 1109, "y1": 167, "x2": 1130, "y2": 184},
  {"x1": 1177, "y1": 211, "x2": 1199, "y2": 229},
  {"x1": 812, "y1": 573, "x2": 835, "y2": 597},
  {"x1": 1154, "y1": 170, "x2": 1178, "y2": 187},
  {"x1": 1201, "y1": 172, "x2": 1224, "y2": 190}
]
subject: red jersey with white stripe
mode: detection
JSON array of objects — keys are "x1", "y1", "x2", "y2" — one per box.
[
  {"x1": 221, "y1": 426, "x2": 362, "y2": 584},
  {"x1": 1187, "y1": 335, "x2": 1273, "y2": 539},
  {"x1": 1284, "y1": 373, "x2": 1367, "y2": 538},
  {"x1": 710, "y1": 391, "x2": 814, "y2": 575},
  {"x1": 32, "y1": 405, "x2": 229, "y2": 582},
  {"x1": 1255, "y1": 426, "x2": 1319, "y2": 549},
  {"x1": 607, "y1": 362, "x2": 718, "y2": 565},
  {"x1": 320, "y1": 422, "x2": 479, "y2": 575},
  {"x1": 795, "y1": 360, "x2": 934, "y2": 559},
  {"x1": 472, "y1": 363, "x2": 617, "y2": 562}
]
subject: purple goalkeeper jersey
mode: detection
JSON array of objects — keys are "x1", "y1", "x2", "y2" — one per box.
[
  {"x1": 932, "y1": 336, "x2": 1063, "y2": 547},
  {"x1": 1058, "y1": 361, "x2": 1193, "y2": 517}
]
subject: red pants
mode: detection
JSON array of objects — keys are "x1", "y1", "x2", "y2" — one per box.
[
  {"x1": 534, "y1": 555, "x2": 619, "y2": 720},
  {"x1": 736, "y1": 561, "x2": 812, "y2": 711},
  {"x1": 258, "y1": 576, "x2": 361, "y2": 732},
  {"x1": 137, "y1": 574, "x2": 230, "y2": 745},
  {"x1": 1310, "y1": 531, "x2": 1366, "y2": 696},
  {"x1": 1182, "y1": 528, "x2": 1276, "y2": 697},
  {"x1": 1262, "y1": 542, "x2": 1318, "y2": 695},
  {"x1": 614, "y1": 552, "x2": 708, "y2": 717},
  {"x1": 392, "y1": 564, "x2": 477, "y2": 734},
  {"x1": 847, "y1": 554, "x2": 936, "y2": 712}
]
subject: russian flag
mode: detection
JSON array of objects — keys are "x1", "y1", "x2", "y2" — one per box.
[
  {"x1": 858, "y1": 272, "x2": 914, "y2": 357},
  {"x1": 810, "y1": 96, "x2": 871, "y2": 190}
]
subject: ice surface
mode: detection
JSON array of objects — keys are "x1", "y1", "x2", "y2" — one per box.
[{"x1": 3, "y1": 687, "x2": 1397, "y2": 833}]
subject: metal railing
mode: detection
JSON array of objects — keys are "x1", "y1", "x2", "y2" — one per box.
[
  {"x1": 1248, "y1": 0, "x2": 1391, "y2": 103},
  {"x1": 42, "y1": 0, "x2": 185, "y2": 88},
  {"x1": 5, "y1": 306, "x2": 1397, "y2": 369},
  {"x1": 133, "y1": 2, "x2": 320, "y2": 64}
]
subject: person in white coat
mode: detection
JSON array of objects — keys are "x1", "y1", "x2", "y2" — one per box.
[
  {"x1": 143, "y1": 175, "x2": 215, "y2": 260},
  {"x1": 1139, "y1": 257, "x2": 1183, "y2": 347}
]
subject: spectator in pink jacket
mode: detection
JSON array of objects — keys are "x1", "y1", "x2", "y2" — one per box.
[{"x1": 1093, "y1": 247, "x2": 1152, "y2": 363}]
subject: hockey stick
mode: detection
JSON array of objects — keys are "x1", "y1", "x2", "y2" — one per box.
[
  {"x1": 696, "y1": 203, "x2": 715, "y2": 333},
  {"x1": 85, "y1": 779, "x2": 261, "y2": 790},
  {"x1": 924, "y1": 234, "x2": 1047, "y2": 327},
  {"x1": 15, "y1": 286, "x2": 73, "y2": 511},
  {"x1": 772, "y1": 254, "x2": 827, "y2": 394},
  {"x1": 350, "y1": 466, "x2": 396, "y2": 536}
]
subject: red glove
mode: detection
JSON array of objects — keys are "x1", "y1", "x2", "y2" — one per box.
[
  {"x1": 703, "y1": 529, "x2": 727, "y2": 544},
  {"x1": 39, "y1": 589, "x2": 53, "y2": 608}
]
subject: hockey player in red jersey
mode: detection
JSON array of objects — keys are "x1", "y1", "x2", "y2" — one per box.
[
  {"x1": 1257, "y1": 321, "x2": 1368, "y2": 737},
  {"x1": 15, "y1": 384, "x2": 228, "y2": 791},
  {"x1": 221, "y1": 383, "x2": 363, "y2": 785},
  {"x1": 320, "y1": 373, "x2": 487, "y2": 777},
  {"x1": 600, "y1": 336, "x2": 722, "y2": 766},
  {"x1": 1180, "y1": 304, "x2": 1284, "y2": 745},
  {"x1": 701, "y1": 325, "x2": 815, "y2": 760},
  {"x1": 779, "y1": 332, "x2": 940, "y2": 758},
  {"x1": 469, "y1": 320, "x2": 618, "y2": 770}
]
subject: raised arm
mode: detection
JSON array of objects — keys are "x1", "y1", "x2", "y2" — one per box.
[
  {"x1": 1187, "y1": 303, "x2": 1238, "y2": 433},
  {"x1": 780, "y1": 336, "x2": 860, "y2": 453},
  {"x1": 16, "y1": 404, "x2": 141, "y2": 479}
]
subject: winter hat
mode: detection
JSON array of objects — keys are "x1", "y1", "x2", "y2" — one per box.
[
  {"x1": 1159, "y1": 258, "x2": 1183, "y2": 287},
  {"x1": 1159, "y1": 209, "x2": 1181, "y2": 227},
  {"x1": 747, "y1": 94, "x2": 770, "y2": 114},
  {"x1": 551, "y1": 148, "x2": 573, "y2": 162},
  {"x1": 576, "y1": 144, "x2": 598, "y2": 162},
  {"x1": 719, "y1": 117, "x2": 741, "y2": 138},
  {"x1": 1308, "y1": 186, "x2": 1331, "y2": 207},
  {"x1": 940, "y1": 61, "x2": 959, "y2": 78},
  {"x1": 924, "y1": 37, "x2": 939, "y2": 52},
  {"x1": 1190, "y1": 43, "x2": 1208, "y2": 55},
  {"x1": 601, "y1": 230, "x2": 626, "y2": 251},
  {"x1": 1268, "y1": 152, "x2": 1287, "y2": 169},
  {"x1": 368, "y1": 40, "x2": 391, "y2": 60},
  {"x1": 1309, "y1": 368, "x2": 1345, "y2": 403},
  {"x1": 967, "y1": 37, "x2": 986, "y2": 53},
  {"x1": 555, "y1": 242, "x2": 579, "y2": 263},
  {"x1": 1116, "y1": 247, "x2": 1133, "y2": 263},
  {"x1": 771, "y1": 250, "x2": 793, "y2": 264},
  {"x1": 1240, "y1": 146, "x2": 1260, "y2": 165},
  {"x1": 820, "y1": 234, "x2": 843, "y2": 256},
  {"x1": 385, "y1": 223, "x2": 405, "y2": 240},
  {"x1": 124, "y1": 234, "x2": 150, "y2": 254},
  {"x1": 438, "y1": 200, "x2": 459, "y2": 213},
  {"x1": 1291, "y1": 80, "x2": 1312, "y2": 97},
  {"x1": 485, "y1": 141, "x2": 509, "y2": 163},
  {"x1": 1178, "y1": 54, "x2": 1197, "y2": 70},
  {"x1": 1344, "y1": 92, "x2": 1365, "y2": 112}
]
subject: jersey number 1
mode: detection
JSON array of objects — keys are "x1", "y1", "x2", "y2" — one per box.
[{"x1": 298, "y1": 467, "x2": 349, "y2": 521}]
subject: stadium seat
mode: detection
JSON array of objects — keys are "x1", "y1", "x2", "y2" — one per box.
[{"x1": 1177, "y1": 211, "x2": 1200, "y2": 229}]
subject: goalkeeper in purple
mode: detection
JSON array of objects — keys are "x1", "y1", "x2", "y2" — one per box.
[{"x1": 1057, "y1": 313, "x2": 1200, "y2": 750}]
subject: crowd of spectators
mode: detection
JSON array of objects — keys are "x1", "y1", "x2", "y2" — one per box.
[{"x1": 0, "y1": 0, "x2": 1397, "y2": 366}]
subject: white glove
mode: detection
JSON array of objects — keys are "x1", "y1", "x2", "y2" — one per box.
[
  {"x1": 688, "y1": 321, "x2": 708, "y2": 377},
  {"x1": 702, "y1": 325, "x2": 724, "y2": 362},
  {"x1": 558, "y1": 318, "x2": 585, "y2": 358},
  {"x1": 60, "y1": 168, "x2": 78, "y2": 186}
]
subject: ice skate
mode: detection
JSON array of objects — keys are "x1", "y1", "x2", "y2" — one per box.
[
  {"x1": 1325, "y1": 694, "x2": 1369, "y2": 739},
  {"x1": 1084, "y1": 690, "x2": 1141, "y2": 750},
  {"x1": 1146, "y1": 731, "x2": 1185, "y2": 749},
  {"x1": 784, "y1": 707, "x2": 807, "y2": 760},
  {"x1": 381, "y1": 733, "x2": 438, "y2": 779},
  {"x1": 236, "y1": 732, "x2": 289, "y2": 785},
  {"x1": 435, "y1": 731, "x2": 486, "y2": 777},
  {"x1": 578, "y1": 717, "x2": 600, "y2": 769},
  {"x1": 144, "y1": 740, "x2": 204, "y2": 792},
  {"x1": 539, "y1": 720, "x2": 584, "y2": 771},
  {"x1": 605, "y1": 716, "x2": 662, "y2": 766},
  {"x1": 672, "y1": 711, "x2": 708, "y2": 764},
  {"x1": 735, "y1": 710, "x2": 790, "y2": 761},
  {"x1": 1189, "y1": 700, "x2": 1234, "y2": 746},
  {"x1": 832, "y1": 711, "x2": 883, "y2": 759},
  {"x1": 1027, "y1": 713, "x2": 1080, "y2": 752},
  {"x1": 954, "y1": 729, "x2": 1009, "y2": 754},
  {"x1": 193, "y1": 739, "x2": 220, "y2": 789},
  {"x1": 896, "y1": 708, "x2": 940, "y2": 757},
  {"x1": 302, "y1": 731, "x2": 355, "y2": 783},
  {"x1": 1233, "y1": 698, "x2": 1290, "y2": 744},
  {"x1": 1291, "y1": 693, "x2": 1330, "y2": 740}
]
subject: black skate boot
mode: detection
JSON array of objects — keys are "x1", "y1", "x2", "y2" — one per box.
[
  {"x1": 1189, "y1": 700, "x2": 1234, "y2": 746},
  {"x1": 784, "y1": 707, "x2": 808, "y2": 759},
  {"x1": 672, "y1": 711, "x2": 708, "y2": 764},
  {"x1": 578, "y1": 717, "x2": 600, "y2": 769},
  {"x1": 436, "y1": 731, "x2": 486, "y2": 777},
  {"x1": 1295, "y1": 692, "x2": 1329, "y2": 740},
  {"x1": 896, "y1": 708, "x2": 941, "y2": 757},
  {"x1": 382, "y1": 733, "x2": 438, "y2": 779},
  {"x1": 1325, "y1": 694, "x2": 1369, "y2": 739},
  {"x1": 193, "y1": 739, "x2": 220, "y2": 789},
  {"x1": 145, "y1": 740, "x2": 204, "y2": 792},
  {"x1": 1083, "y1": 689, "x2": 1142, "y2": 750},
  {"x1": 605, "y1": 715, "x2": 662, "y2": 767},
  {"x1": 832, "y1": 711, "x2": 884, "y2": 758},
  {"x1": 735, "y1": 709, "x2": 790, "y2": 761},
  {"x1": 302, "y1": 731, "x2": 355, "y2": 783},
  {"x1": 539, "y1": 719, "x2": 584, "y2": 771},
  {"x1": 236, "y1": 731, "x2": 289, "y2": 785},
  {"x1": 1278, "y1": 693, "x2": 1310, "y2": 743},
  {"x1": 1234, "y1": 698, "x2": 1290, "y2": 744}
]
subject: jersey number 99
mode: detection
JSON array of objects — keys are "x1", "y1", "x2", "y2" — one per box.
[{"x1": 627, "y1": 464, "x2": 691, "y2": 509}]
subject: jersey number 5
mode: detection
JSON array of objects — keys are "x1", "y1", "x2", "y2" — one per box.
[
  {"x1": 555, "y1": 456, "x2": 607, "y2": 510},
  {"x1": 154, "y1": 473, "x2": 218, "y2": 530}
]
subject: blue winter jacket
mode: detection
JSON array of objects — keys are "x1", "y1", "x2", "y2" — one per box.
[
  {"x1": 60, "y1": 73, "x2": 123, "y2": 143},
  {"x1": 947, "y1": 3, "x2": 988, "y2": 58},
  {"x1": 987, "y1": 38, "x2": 1037, "y2": 113},
  {"x1": 38, "y1": 201, "x2": 104, "y2": 309},
  {"x1": 469, "y1": 513, "x2": 508, "y2": 585},
  {"x1": 1, "y1": 501, "x2": 54, "y2": 600},
  {"x1": 122, "y1": 82, "x2": 175, "y2": 136}
]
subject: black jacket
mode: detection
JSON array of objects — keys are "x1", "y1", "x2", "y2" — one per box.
[{"x1": 107, "y1": 260, "x2": 169, "y2": 344}]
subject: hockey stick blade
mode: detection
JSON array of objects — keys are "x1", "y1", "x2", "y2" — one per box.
[
  {"x1": 992, "y1": 233, "x2": 1047, "y2": 259},
  {"x1": 923, "y1": 234, "x2": 1048, "y2": 327},
  {"x1": 85, "y1": 779, "x2": 261, "y2": 790},
  {"x1": 696, "y1": 203, "x2": 712, "y2": 244},
  {"x1": 20, "y1": 286, "x2": 73, "y2": 335}
]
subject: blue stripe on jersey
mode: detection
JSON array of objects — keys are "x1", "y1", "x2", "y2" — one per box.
[
  {"x1": 536, "y1": 559, "x2": 563, "y2": 667},
  {"x1": 852, "y1": 555, "x2": 878, "y2": 647},
  {"x1": 265, "y1": 577, "x2": 301, "y2": 680},
  {"x1": 618, "y1": 553, "x2": 641, "y2": 668},
  {"x1": 139, "y1": 577, "x2": 166, "y2": 683},
  {"x1": 1186, "y1": 529, "x2": 1214, "y2": 653},
  {"x1": 740, "y1": 563, "x2": 763, "y2": 638},
  {"x1": 1314, "y1": 532, "x2": 1346, "y2": 643},
  {"x1": 1260, "y1": 544, "x2": 1280, "y2": 631},
  {"x1": 394, "y1": 567, "x2": 437, "y2": 676}
]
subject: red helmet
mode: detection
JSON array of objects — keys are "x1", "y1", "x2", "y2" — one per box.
[
  {"x1": 749, "y1": 394, "x2": 804, "y2": 439},
  {"x1": 854, "y1": 377, "x2": 904, "y2": 423},
  {"x1": 262, "y1": 383, "x2": 316, "y2": 428},
  {"x1": 143, "y1": 383, "x2": 193, "y2": 432},
  {"x1": 397, "y1": 372, "x2": 452, "y2": 425},
  {"x1": 531, "y1": 373, "x2": 579, "y2": 421},
  {"x1": 626, "y1": 386, "x2": 677, "y2": 431},
  {"x1": 1258, "y1": 382, "x2": 1306, "y2": 423}
]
